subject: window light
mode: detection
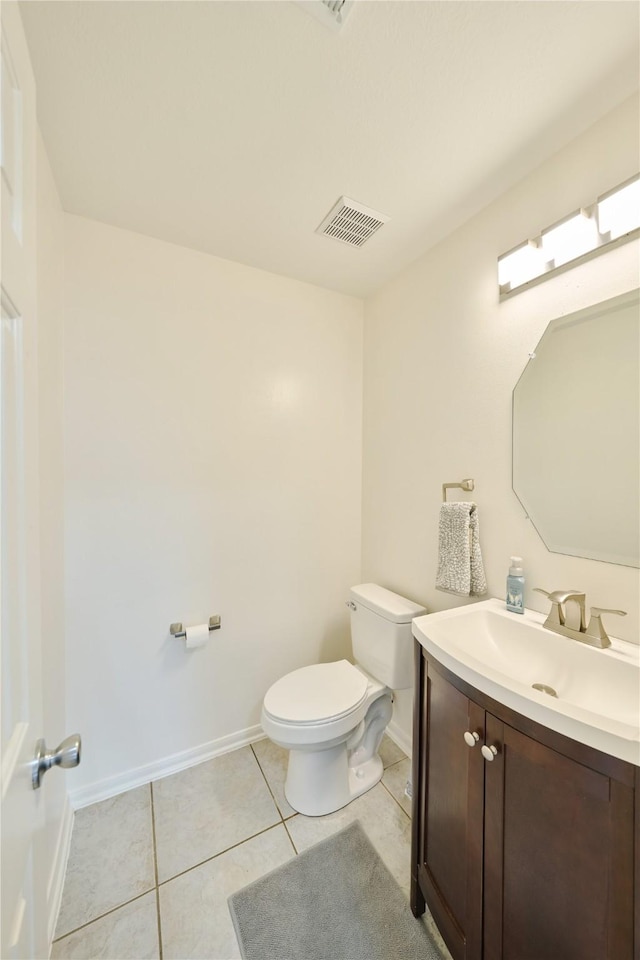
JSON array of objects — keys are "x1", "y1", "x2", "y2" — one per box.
[
  {"x1": 541, "y1": 210, "x2": 599, "y2": 268},
  {"x1": 498, "y1": 241, "x2": 545, "y2": 291},
  {"x1": 498, "y1": 174, "x2": 640, "y2": 298},
  {"x1": 598, "y1": 175, "x2": 640, "y2": 240}
]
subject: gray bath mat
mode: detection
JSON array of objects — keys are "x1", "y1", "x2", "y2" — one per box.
[{"x1": 228, "y1": 821, "x2": 443, "y2": 960}]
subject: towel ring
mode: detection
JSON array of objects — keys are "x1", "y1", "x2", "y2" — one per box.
[{"x1": 442, "y1": 479, "x2": 474, "y2": 502}]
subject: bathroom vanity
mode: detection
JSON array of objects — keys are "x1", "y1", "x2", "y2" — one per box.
[{"x1": 410, "y1": 601, "x2": 639, "y2": 960}]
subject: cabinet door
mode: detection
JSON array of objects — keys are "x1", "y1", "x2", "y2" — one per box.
[
  {"x1": 483, "y1": 715, "x2": 634, "y2": 960},
  {"x1": 415, "y1": 660, "x2": 484, "y2": 960}
]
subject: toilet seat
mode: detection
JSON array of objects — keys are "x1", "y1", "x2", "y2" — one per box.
[{"x1": 263, "y1": 660, "x2": 368, "y2": 725}]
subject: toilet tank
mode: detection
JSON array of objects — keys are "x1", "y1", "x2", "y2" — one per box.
[{"x1": 349, "y1": 583, "x2": 427, "y2": 689}]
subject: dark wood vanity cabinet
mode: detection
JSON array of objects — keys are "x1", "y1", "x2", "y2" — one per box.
[{"x1": 411, "y1": 642, "x2": 639, "y2": 960}]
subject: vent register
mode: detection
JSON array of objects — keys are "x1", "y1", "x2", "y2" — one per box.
[
  {"x1": 316, "y1": 197, "x2": 389, "y2": 248},
  {"x1": 298, "y1": 5, "x2": 388, "y2": 247}
]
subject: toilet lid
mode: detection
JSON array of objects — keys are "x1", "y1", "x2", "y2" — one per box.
[{"x1": 263, "y1": 660, "x2": 368, "y2": 724}]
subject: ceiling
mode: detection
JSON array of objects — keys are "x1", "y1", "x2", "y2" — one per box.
[{"x1": 20, "y1": 1, "x2": 640, "y2": 298}]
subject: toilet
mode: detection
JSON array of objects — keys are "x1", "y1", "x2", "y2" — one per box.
[{"x1": 261, "y1": 583, "x2": 426, "y2": 816}]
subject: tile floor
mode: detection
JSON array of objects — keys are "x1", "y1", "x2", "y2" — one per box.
[{"x1": 51, "y1": 736, "x2": 450, "y2": 960}]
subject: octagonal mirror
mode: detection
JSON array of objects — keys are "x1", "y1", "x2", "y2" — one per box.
[{"x1": 512, "y1": 289, "x2": 639, "y2": 567}]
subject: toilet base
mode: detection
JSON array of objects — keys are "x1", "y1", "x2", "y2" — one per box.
[
  {"x1": 284, "y1": 743, "x2": 384, "y2": 817},
  {"x1": 347, "y1": 753, "x2": 384, "y2": 802},
  {"x1": 270, "y1": 683, "x2": 394, "y2": 817}
]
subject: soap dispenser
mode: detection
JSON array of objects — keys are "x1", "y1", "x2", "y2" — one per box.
[{"x1": 506, "y1": 557, "x2": 525, "y2": 614}]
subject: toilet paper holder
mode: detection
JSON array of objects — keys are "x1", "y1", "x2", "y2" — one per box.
[{"x1": 170, "y1": 615, "x2": 221, "y2": 639}]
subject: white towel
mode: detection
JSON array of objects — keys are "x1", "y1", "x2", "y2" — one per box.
[{"x1": 436, "y1": 502, "x2": 487, "y2": 597}]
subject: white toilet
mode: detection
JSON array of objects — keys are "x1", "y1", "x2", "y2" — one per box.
[{"x1": 261, "y1": 583, "x2": 426, "y2": 816}]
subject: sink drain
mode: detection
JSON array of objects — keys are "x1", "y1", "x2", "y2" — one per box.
[{"x1": 532, "y1": 683, "x2": 558, "y2": 698}]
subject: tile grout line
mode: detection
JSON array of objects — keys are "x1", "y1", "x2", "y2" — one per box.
[
  {"x1": 250, "y1": 743, "x2": 289, "y2": 823},
  {"x1": 383, "y1": 755, "x2": 408, "y2": 771},
  {"x1": 156, "y1": 820, "x2": 288, "y2": 888},
  {"x1": 53, "y1": 806, "x2": 289, "y2": 943},
  {"x1": 379, "y1": 776, "x2": 412, "y2": 821},
  {"x1": 53, "y1": 782, "x2": 164, "y2": 947},
  {"x1": 51, "y1": 888, "x2": 156, "y2": 943},
  {"x1": 149, "y1": 781, "x2": 164, "y2": 960},
  {"x1": 282, "y1": 816, "x2": 299, "y2": 855}
]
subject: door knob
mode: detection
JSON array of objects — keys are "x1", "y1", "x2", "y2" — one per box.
[
  {"x1": 481, "y1": 744, "x2": 498, "y2": 762},
  {"x1": 32, "y1": 734, "x2": 81, "y2": 789},
  {"x1": 463, "y1": 731, "x2": 480, "y2": 747}
]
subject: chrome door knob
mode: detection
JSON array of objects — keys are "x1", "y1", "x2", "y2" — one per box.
[
  {"x1": 463, "y1": 731, "x2": 480, "y2": 747},
  {"x1": 32, "y1": 734, "x2": 82, "y2": 789},
  {"x1": 481, "y1": 744, "x2": 498, "y2": 762}
]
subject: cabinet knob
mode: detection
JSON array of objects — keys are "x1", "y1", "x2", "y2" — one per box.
[
  {"x1": 463, "y1": 731, "x2": 480, "y2": 747},
  {"x1": 481, "y1": 744, "x2": 498, "y2": 762}
]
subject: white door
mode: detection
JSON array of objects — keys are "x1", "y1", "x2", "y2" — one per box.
[{"x1": 0, "y1": 3, "x2": 47, "y2": 957}]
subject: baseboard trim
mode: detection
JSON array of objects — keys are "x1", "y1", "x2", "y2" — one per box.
[
  {"x1": 47, "y1": 792, "x2": 73, "y2": 945},
  {"x1": 68, "y1": 725, "x2": 266, "y2": 810},
  {"x1": 68, "y1": 719, "x2": 410, "y2": 810},
  {"x1": 386, "y1": 719, "x2": 412, "y2": 759}
]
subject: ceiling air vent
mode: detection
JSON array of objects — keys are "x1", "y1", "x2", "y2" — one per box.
[
  {"x1": 296, "y1": 0, "x2": 354, "y2": 33},
  {"x1": 316, "y1": 197, "x2": 389, "y2": 248}
]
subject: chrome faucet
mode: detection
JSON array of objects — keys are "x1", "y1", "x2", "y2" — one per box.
[{"x1": 534, "y1": 589, "x2": 626, "y2": 649}]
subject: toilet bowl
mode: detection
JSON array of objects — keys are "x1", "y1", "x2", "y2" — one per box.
[
  {"x1": 261, "y1": 660, "x2": 392, "y2": 817},
  {"x1": 261, "y1": 583, "x2": 426, "y2": 817}
]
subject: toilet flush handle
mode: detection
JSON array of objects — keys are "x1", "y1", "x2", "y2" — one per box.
[{"x1": 345, "y1": 601, "x2": 357, "y2": 611}]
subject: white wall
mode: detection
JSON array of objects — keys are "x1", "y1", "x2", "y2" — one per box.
[
  {"x1": 60, "y1": 94, "x2": 639, "y2": 790},
  {"x1": 362, "y1": 94, "x2": 640, "y2": 743},
  {"x1": 36, "y1": 130, "x2": 69, "y2": 925},
  {"x1": 63, "y1": 216, "x2": 363, "y2": 798}
]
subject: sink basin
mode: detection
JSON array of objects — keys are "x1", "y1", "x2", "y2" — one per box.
[{"x1": 412, "y1": 598, "x2": 640, "y2": 765}]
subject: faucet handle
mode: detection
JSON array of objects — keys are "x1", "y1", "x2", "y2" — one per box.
[
  {"x1": 537, "y1": 589, "x2": 584, "y2": 604},
  {"x1": 534, "y1": 588, "x2": 587, "y2": 629},
  {"x1": 584, "y1": 607, "x2": 627, "y2": 647},
  {"x1": 533, "y1": 588, "x2": 565, "y2": 626}
]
